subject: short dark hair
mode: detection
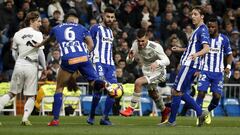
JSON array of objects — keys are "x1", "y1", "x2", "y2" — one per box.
[
  {"x1": 192, "y1": 6, "x2": 204, "y2": 16},
  {"x1": 65, "y1": 9, "x2": 78, "y2": 19},
  {"x1": 104, "y1": 7, "x2": 115, "y2": 14},
  {"x1": 207, "y1": 15, "x2": 220, "y2": 26},
  {"x1": 137, "y1": 28, "x2": 147, "y2": 38}
]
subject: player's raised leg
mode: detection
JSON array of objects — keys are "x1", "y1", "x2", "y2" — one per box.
[{"x1": 120, "y1": 77, "x2": 145, "y2": 116}]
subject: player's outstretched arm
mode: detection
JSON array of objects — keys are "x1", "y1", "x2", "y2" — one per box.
[
  {"x1": 33, "y1": 35, "x2": 55, "y2": 48},
  {"x1": 189, "y1": 43, "x2": 210, "y2": 60},
  {"x1": 85, "y1": 36, "x2": 94, "y2": 52},
  {"x1": 171, "y1": 46, "x2": 186, "y2": 52}
]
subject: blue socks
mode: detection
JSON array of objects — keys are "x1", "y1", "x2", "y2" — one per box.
[
  {"x1": 182, "y1": 93, "x2": 202, "y2": 116},
  {"x1": 103, "y1": 96, "x2": 115, "y2": 119},
  {"x1": 89, "y1": 79, "x2": 105, "y2": 118},
  {"x1": 89, "y1": 93, "x2": 101, "y2": 118},
  {"x1": 208, "y1": 97, "x2": 220, "y2": 112},
  {"x1": 52, "y1": 93, "x2": 63, "y2": 120},
  {"x1": 196, "y1": 96, "x2": 204, "y2": 108},
  {"x1": 169, "y1": 95, "x2": 181, "y2": 123}
]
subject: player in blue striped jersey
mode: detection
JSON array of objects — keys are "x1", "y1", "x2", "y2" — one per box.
[
  {"x1": 87, "y1": 7, "x2": 118, "y2": 125},
  {"x1": 34, "y1": 11, "x2": 112, "y2": 126},
  {"x1": 196, "y1": 16, "x2": 233, "y2": 125},
  {"x1": 160, "y1": 6, "x2": 210, "y2": 127}
]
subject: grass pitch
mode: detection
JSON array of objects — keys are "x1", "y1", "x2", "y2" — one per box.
[{"x1": 0, "y1": 116, "x2": 239, "y2": 135}]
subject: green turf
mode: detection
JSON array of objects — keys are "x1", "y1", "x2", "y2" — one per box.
[{"x1": 0, "y1": 116, "x2": 239, "y2": 135}]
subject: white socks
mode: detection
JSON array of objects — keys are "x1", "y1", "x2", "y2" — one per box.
[
  {"x1": 0, "y1": 94, "x2": 11, "y2": 111},
  {"x1": 22, "y1": 97, "x2": 35, "y2": 122},
  {"x1": 130, "y1": 92, "x2": 141, "y2": 108}
]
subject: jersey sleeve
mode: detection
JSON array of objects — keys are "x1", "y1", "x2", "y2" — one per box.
[
  {"x1": 199, "y1": 27, "x2": 210, "y2": 46},
  {"x1": 35, "y1": 32, "x2": 44, "y2": 43},
  {"x1": 223, "y1": 34, "x2": 232, "y2": 55},
  {"x1": 89, "y1": 25, "x2": 98, "y2": 39},
  {"x1": 12, "y1": 34, "x2": 18, "y2": 50},
  {"x1": 82, "y1": 25, "x2": 91, "y2": 39},
  {"x1": 154, "y1": 43, "x2": 170, "y2": 66}
]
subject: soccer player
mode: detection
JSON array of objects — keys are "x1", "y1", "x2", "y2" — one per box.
[
  {"x1": 119, "y1": 28, "x2": 171, "y2": 123},
  {"x1": 196, "y1": 16, "x2": 233, "y2": 125},
  {"x1": 160, "y1": 6, "x2": 210, "y2": 127},
  {"x1": 35, "y1": 10, "x2": 112, "y2": 126},
  {"x1": 87, "y1": 7, "x2": 118, "y2": 125},
  {"x1": 0, "y1": 11, "x2": 46, "y2": 126}
]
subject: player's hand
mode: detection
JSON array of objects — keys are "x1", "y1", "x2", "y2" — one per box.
[
  {"x1": 194, "y1": 71, "x2": 200, "y2": 77},
  {"x1": 171, "y1": 46, "x2": 180, "y2": 52},
  {"x1": 224, "y1": 68, "x2": 230, "y2": 75},
  {"x1": 128, "y1": 50, "x2": 135, "y2": 60},
  {"x1": 224, "y1": 68, "x2": 231, "y2": 78},
  {"x1": 188, "y1": 53, "x2": 198, "y2": 60},
  {"x1": 40, "y1": 70, "x2": 48, "y2": 80},
  {"x1": 150, "y1": 62, "x2": 158, "y2": 72}
]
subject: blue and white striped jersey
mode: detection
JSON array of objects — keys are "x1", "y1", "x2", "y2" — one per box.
[
  {"x1": 180, "y1": 24, "x2": 210, "y2": 69},
  {"x1": 50, "y1": 23, "x2": 90, "y2": 60},
  {"x1": 202, "y1": 33, "x2": 232, "y2": 72},
  {"x1": 90, "y1": 24, "x2": 114, "y2": 65}
]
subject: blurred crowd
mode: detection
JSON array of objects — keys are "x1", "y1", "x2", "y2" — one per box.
[{"x1": 0, "y1": 0, "x2": 240, "y2": 85}]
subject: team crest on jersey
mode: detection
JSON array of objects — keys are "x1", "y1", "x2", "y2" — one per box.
[{"x1": 218, "y1": 81, "x2": 223, "y2": 88}]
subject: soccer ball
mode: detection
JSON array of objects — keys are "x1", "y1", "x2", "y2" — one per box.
[{"x1": 109, "y1": 84, "x2": 124, "y2": 98}]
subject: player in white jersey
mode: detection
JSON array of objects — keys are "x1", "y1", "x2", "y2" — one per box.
[
  {"x1": 120, "y1": 28, "x2": 171, "y2": 123},
  {"x1": 0, "y1": 11, "x2": 46, "y2": 126},
  {"x1": 196, "y1": 16, "x2": 233, "y2": 125},
  {"x1": 160, "y1": 6, "x2": 210, "y2": 127}
]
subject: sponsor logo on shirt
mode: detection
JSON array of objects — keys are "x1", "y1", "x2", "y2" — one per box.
[
  {"x1": 210, "y1": 48, "x2": 220, "y2": 53},
  {"x1": 22, "y1": 34, "x2": 33, "y2": 39}
]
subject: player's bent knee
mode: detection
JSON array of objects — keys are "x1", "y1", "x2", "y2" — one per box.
[
  {"x1": 213, "y1": 92, "x2": 221, "y2": 99},
  {"x1": 197, "y1": 91, "x2": 206, "y2": 98},
  {"x1": 148, "y1": 90, "x2": 159, "y2": 100},
  {"x1": 93, "y1": 80, "x2": 105, "y2": 91}
]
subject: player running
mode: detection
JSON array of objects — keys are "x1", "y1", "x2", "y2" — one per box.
[{"x1": 120, "y1": 28, "x2": 171, "y2": 123}]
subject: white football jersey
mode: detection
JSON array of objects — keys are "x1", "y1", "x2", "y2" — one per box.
[
  {"x1": 12, "y1": 27, "x2": 43, "y2": 65},
  {"x1": 130, "y1": 40, "x2": 169, "y2": 72}
]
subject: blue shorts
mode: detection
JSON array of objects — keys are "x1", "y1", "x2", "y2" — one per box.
[
  {"x1": 94, "y1": 62, "x2": 117, "y2": 83},
  {"x1": 197, "y1": 71, "x2": 223, "y2": 94},
  {"x1": 172, "y1": 66, "x2": 197, "y2": 93},
  {"x1": 61, "y1": 58, "x2": 99, "y2": 81}
]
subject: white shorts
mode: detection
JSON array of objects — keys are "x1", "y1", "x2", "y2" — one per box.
[
  {"x1": 142, "y1": 66, "x2": 166, "y2": 84},
  {"x1": 10, "y1": 64, "x2": 38, "y2": 96}
]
